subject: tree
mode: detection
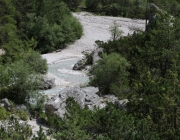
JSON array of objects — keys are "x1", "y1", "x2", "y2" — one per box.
[
  {"x1": 62, "y1": 0, "x2": 83, "y2": 11},
  {"x1": 85, "y1": 0, "x2": 180, "y2": 18},
  {"x1": 13, "y1": 0, "x2": 83, "y2": 53},
  {"x1": 0, "y1": 116, "x2": 32, "y2": 139},
  {"x1": 0, "y1": 61, "x2": 41, "y2": 103},
  {"x1": 109, "y1": 21, "x2": 123, "y2": 41},
  {"x1": 48, "y1": 98, "x2": 159, "y2": 139},
  {"x1": 91, "y1": 53, "x2": 130, "y2": 96},
  {"x1": 91, "y1": 11, "x2": 180, "y2": 139},
  {"x1": 0, "y1": 0, "x2": 21, "y2": 60}
]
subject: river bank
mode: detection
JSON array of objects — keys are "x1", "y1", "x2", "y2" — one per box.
[{"x1": 42, "y1": 12, "x2": 145, "y2": 96}]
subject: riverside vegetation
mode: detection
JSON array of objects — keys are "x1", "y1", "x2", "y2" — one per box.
[
  {"x1": 86, "y1": 0, "x2": 180, "y2": 18},
  {"x1": 47, "y1": 2, "x2": 180, "y2": 140},
  {"x1": 47, "y1": 13, "x2": 180, "y2": 140},
  {"x1": 0, "y1": 0, "x2": 83, "y2": 139},
  {"x1": 1, "y1": 0, "x2": 180, "y2": 139}
]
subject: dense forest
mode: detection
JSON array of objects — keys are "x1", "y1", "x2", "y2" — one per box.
[
  {"x1": 47, "y1": 12, "x2": 180, "y2": 140},
  {"x1": 0, "y1": 0, "x2": 83, "y2": 102},
  {"x1": 0, "y1": 0, "x2": 83, "y2": 138},
  {"x1": 1, "y1": 0, "x2": 180, "y2": 139},
  {"x1": 86, "y1": 0, "x2": 180, "y2": 18},
  {"x1": 89, "y1": 13, "x2": 180, "y2": 139}
]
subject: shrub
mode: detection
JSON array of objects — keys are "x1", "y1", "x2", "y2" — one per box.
[
  {"x1": 90, "y1": 53, "x2": 130, "y2": 95},
  {"x1": 16, "y1": 110, "x2": 28, "y2": 121},
  {"x1": 0, "y1": 116, "x2": 32, "y2": 139},
  {"x1": 0, "y1": 61, "x2": 43, "y2": 104},
  {"x1": 22, "y1": 50, "x2": 48, "y2": 74},
  {"x1": 0, "y1": 106, "x2": 11, "y2": 120},
  {"x1": 17, "y1": 1, "x2": 83, "y2": 54},
  {"x1": 27, "y1": 93, "x2": 46, "y2": 118}
]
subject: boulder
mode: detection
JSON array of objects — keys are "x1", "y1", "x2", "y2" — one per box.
[
  {"x1": 101, "y1": 95, "x2": 118, "y2": 104},
  {"x1": 99, "y1": 95, "x2": 129, "y2": 110},
  {"x1": 115, "y1": 99, "x2": 129, "y2": 109},
  {"x1": 45, "y1": 86, "x2": 129, "y2": 118},
  {"x1": 1, "y1": 98, "x2": 11, "y2": 111},
  {"x1": 45, "y1": 86, "x2": 100, "y2": 117},
  {"x1": 73, "y1": 60, "x2": 86, "y2": 70},
  {"x1": 36, "y1": 118, "x2": 47, "y2": 125},
  {"x1": 42, "y1": 75, "x2": 55, "y2": 89},
  {"x1": 15, "y1": 104, "x2": 30, "y2": 117},
  {"x1": 0, "y1": 49, "x2": 5, "y2": 55},
  {"x1": 15, "y1": 104, "x2": 28, "y2": 111},
  {"x1": 92, "y1": 47, "x2": 103, "y2": 65},
  {"x1": 85, "y1": 47, "x2": 103, "y2": 74},
  {"x1": 72, "y1": 48, "x2": 103, "y2": 71},
  {"x1": 146, "y1": 3, "x2": 160, "y2": 31}
]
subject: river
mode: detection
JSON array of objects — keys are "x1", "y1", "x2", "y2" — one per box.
[{"x1": 42, "y1": 12, "x2": 145, "y2": 96}]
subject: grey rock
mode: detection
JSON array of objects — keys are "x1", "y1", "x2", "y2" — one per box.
[
  {"x1": 45, "y1": 86, "x2": 129, "y2": 118},
  {"x1": 83, "y1": 87, "x2": 100, "y2": 106},
  {"x1": 15, "y1": 104, "x2": 28, "y2": 111},
  {"x1": 146, "y1": 3, "x2": 161, "y2": 31},
  {"x1": 115, "y1": 99, "x2": 129, "y2": 109},
  {"x1": 55, "y1": 49, "x2": 61, "y2": 52},
  {"x1": 98, "y1": 95, "x2": 118, "y2": 109},
  {"x1": 1, "y1": 98, "x2": 11, "y2": 111},
  {"x1": 42, "y1": 76, "x2": 55, "y2": 89},
  {"x1": 73, "y1": 60, "x2": 86, "y2": 70},
  {"x1": 92, "y1": 47, "x2": 103, "y2": 65},
  {"x1": 0, "y1": 49, "x2": 5, "y2": 55},
  {"x1": 102, "y1": 95, "x2": 118, "y2": 104},
  {"x1": 99, "y1": 95, "x2": 129, "y2": 110},
  {"x1": 45, "y1": 86, "x2": 100, "y2": 117},
  {"x1": 36, "y1": 118, "x2": 47, "y2": 125},
  {"x1": 15, "y1": 104, "x2": 30, "y2": 117},
  {"x1": 72, "y1": 48, "x2": 103, "y2": 72}
]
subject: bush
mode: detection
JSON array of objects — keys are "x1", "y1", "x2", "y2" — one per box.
[
  {"x1": 0, "y1": 106, "x2": 11, "y2": 120},
  {"x1": 62, "y1": 0, "x2": 83, "y2": 11},
  {"x1": 27, "y1": 93, "x2": 46, "y2": 118},
  {"x1": 0, "y1": 61, "x2": 43, "y2": 104},
  {"x1": 16, "y1": 1, "x2": 83, "y2": 54},
  {"x1": 16, "y1": 110, "x2": 28, "y2": 121},
  {"x1": 22, "y1": 50, "x2": 48, "y2": 74},
  {"x1": 47, "y1": 98, "x2": 159, "y2": 139},
  {"x1": 86, "y1": 0, "x2": 180, "y2": 19},
  {"x1": 0, "y1": 116, "x2": 32, "y2": 139},
  {"x1": 91, "y1": 53, "x2": 130, "y2": 95}
]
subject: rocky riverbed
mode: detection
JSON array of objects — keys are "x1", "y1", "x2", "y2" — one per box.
[
  {"x1": 42, "y1": 12, "x2": 145, "y2": 97},
  {"x1": 30, "y1": 12, "x2": 145, "y2": 138}
]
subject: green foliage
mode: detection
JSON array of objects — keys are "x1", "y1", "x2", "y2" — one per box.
[
  {"x1": 21, "y1": 50, "x2": 47, "y2": 74},
  {"x1": 0, "y1": 116, "x2": 32, "y2": 139},
  {"x1": 82, "y1": 51, "x2": 93, "y2": 65},
  {"x1": 91, "y1": 53, "x2": 130, "y2": 96},
  {"x1": 48, "y1": 98, "x2": 159, "y2": 139},
  {"x1": 0, "y1": 60, "x2": 43, "y2": 104},
  {"x1": 62, "y1": 0, "x2": 83, "y2": 11},
  {"x1": 80, "y1": 0, "x2": 86, "y2": 7},
  {"x1": 86, "y1": 0, "x2": 180, "y2": 18},
  {"x1": 0, "y1": 115, "x2": 48, "y2": 139},
  {"x1": 48, "y1": 98, "x2": 92, "y2": 140},
  {"x1": 27, "y1": 93, "x2": 46, "y2": 118},
  {"x1": 15, "y1": 110, "x2": 28, "y2": 121},
  {"x1": 92, "y1": 13, "x2": 180, "y2": 139},
  {"x1": 32, "y1": 126, "x2": 48, "y2": 140},
  {"x1": 109, "y1": 21, "x2": 123, "y2": 41},
  {"x1": 0, "y1": 106, "x2": 11, "y2": 120},
  {"x1": 0, "y1": 0, "x2": 21, "y2": 61},
  {"x1": 13, "y1": 0, "x2": 83, "y2": 53}
]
